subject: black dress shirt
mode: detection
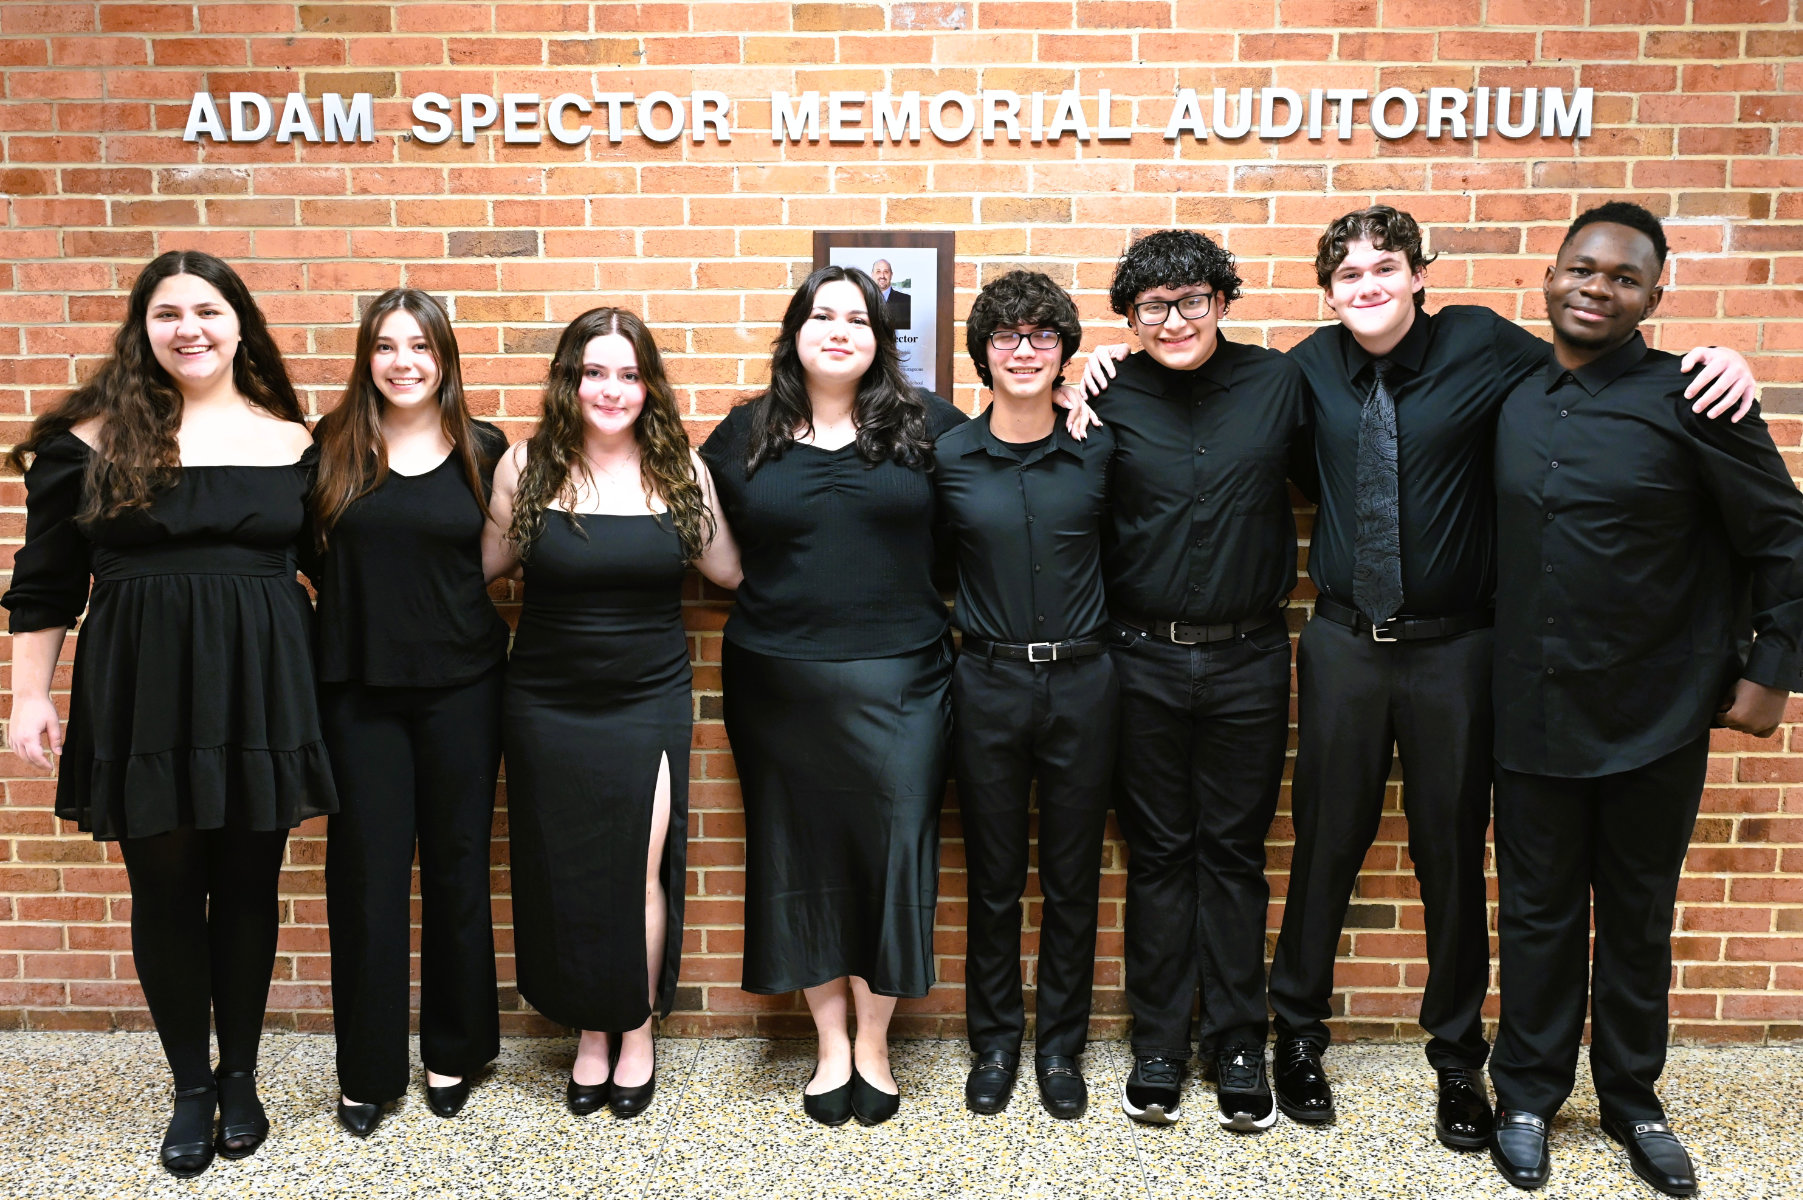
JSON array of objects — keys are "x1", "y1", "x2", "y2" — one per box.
[
  {"x1": 933, "y1": 411, "x2": 1113, "y2": 644},
  {"x1": 1095, "y1": 337, "x2": 1313, "y2": 625},
  {"x1": 1494, "y1": 332, "x2": 1803, "y2": 778},
  {"x1": 1289, "y1": 305, "x2": 1551, "y2": 618}
]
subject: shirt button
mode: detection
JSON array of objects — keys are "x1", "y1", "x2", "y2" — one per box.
[
  {"x1": 1545, "y1": 512, "x2": 1554, "y2": 521},
  {"x1": 1560, "y1": 410, "x2": 1569, "y2": 417},
  {"x1": 1545, "y1": 564, "x2": 1554, "y2": 573},
  {"x1": 1546, "y1": 617, "x2": 1555, "y2": 625},
  {"x1": 1546, "y1": 667, "x2": 1556, "y2": 675},
  {"x1": 1550, "y1": 461, "x2": 1559, "y2": 469},
  {"x1": 1197, "y1": 445, "x2": 1206, "y2": 454},
  {"x1": 1033, "y1": 564, "x2": 1041, "y2": 573},
  {"x1": 1037, "y1": 614, "x2": 1046, "y2": 623},
  {"x1": 1026, "y1": 515, "x2": 1035, "y2": 522},
  {"x1": 1191, "y1": 584, "x2": 1200, "y2": 593},
  {"x1": 1194, "y1": 539, "x2": 1203, "y2": 547}
]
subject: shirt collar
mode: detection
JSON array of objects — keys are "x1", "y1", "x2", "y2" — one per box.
[
  {"x1": 1542, "y1": 331, "x2": 1649, "y2": 395},
  {"x1": 1144, "y1": 331, "x2": 1240, "y2": 396},
  {"x1": 962, "y1": 405, "x2": 1086, "y2": 464},
  {"x1": 1339, "y1": 305, "x2": 1433, "y2": 383}
]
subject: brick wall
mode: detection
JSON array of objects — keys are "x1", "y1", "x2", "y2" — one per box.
[{"x1": 1, "y1": 1, "x2": 1800, "y2": 1044}]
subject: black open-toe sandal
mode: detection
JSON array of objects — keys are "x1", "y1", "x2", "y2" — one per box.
[
  {"x1": 161, "y1": 1084, "x2": 218, "y2": 1178},
  {"x1": 214, "y1": 1069, "x2": 269, "y2": 1159}
]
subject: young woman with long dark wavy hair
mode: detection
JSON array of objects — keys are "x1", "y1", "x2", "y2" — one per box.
[
  {"x1": 2, "y1": 251, "x2": 336, "y2": 1177},
  {"x1": 484, "y1": 307, "x2": 740, "y2": 1117},
  {"x1": 308, "y1": 288, "x2": 510, "y2": 1137},
  {"x1": 699, "y1": 265, "x2": 967, "y2": 1127}
]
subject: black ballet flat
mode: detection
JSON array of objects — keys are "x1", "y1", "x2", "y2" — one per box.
[
  {"x1": 161, "y1": 1084, "x2": 217, "y2": 1178},
  {"x1": 850, "y1": 1067, "x2": 901, "y2": 1127},
  {"x1": 335, "y1": 1098, "x2": 385, "y2": 1139},
  {"x1": 802, "y1": 1069, "x2": 855, "y2": 1127},
  {"x1": 609, "y1": 1045, "x2": 657, "y2": 1119},
  {"x1": 214, "y1": 1069, "x2": 269, "y2": 1159},
  {"x1": 425, "y1": 1077, "x2": 471, "y2": 1119}
]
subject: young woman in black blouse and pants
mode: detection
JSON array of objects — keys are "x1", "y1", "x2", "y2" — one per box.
[
  {"x1": 309, "y1": 289, "x2": 510, "y2": 1135},
  {"x1": 701, "y1": 266, "x2": 967, "y2": 1126}
]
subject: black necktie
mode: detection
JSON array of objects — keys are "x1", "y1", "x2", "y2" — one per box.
[{"x1": 1352, "y1": 357, "x2": 1403, "y2": 625}]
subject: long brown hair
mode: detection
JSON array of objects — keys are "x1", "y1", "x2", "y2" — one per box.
[
  {"x1": 507, "y1": 307, "x2": 712, "y2": 561},
  {"x1": 312, "y1": 288, "x2": 490, "y2": 546},
  {"x1": 8, "y1": 251, "x2": 303, "y2": 521}
]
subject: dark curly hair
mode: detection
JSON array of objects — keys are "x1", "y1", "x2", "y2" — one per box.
[
  {"x1": 1563, "y1": 201, "x2": 1668, "y2": 269},
  {"x1": 1315, "y1": 205, "x2": 1438, "y2": 308},
  {"x1": 965, "y1": 270, "x2": 1083, "y2": 388},
  {"x1": 1108, "y1": 229, "x2": 1243, "y2": 319}
]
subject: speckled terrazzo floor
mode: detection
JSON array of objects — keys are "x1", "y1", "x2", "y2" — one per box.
[{"x1": 1, "y1": 1034, "x2": 1797, "y2": 1199}]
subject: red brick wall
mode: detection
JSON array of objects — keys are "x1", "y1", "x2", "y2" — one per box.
[{"x1": 2, "y1": 2, "x2": 1800, "y2": 1043}]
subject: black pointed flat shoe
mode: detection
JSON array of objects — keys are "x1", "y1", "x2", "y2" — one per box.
[
  {"x1": 850, "y1": 1068, "x2": 900, "y2": 1127},
  {"x1": 802, "y1": 1069, "x2": 854, "y2": 1127},
  {"x1": 336, "y1": 1098, "x2": 384, "y2": 1139},
  {"x1": 425, "y1": 1078, "x2": 471, "y2": 1119},
  {"x1": 161, "y1": 1084, "x2": 217, "y2": 1178},
  {"x1": 214, "y1": 1069, "x2": 268, "y2": 1159}
]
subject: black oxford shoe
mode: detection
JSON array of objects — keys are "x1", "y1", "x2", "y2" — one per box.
[
  {"x1": 965, "y1": 1050, "x2": 1019, "y2": 1115},
  {"x1": 1602, "y1": 1116, "x2": 1697, "y2": 1197},
  {"x1": 1035, "y1": 1056, "x2": 1087, "y2": 1120},
  {"x1": 1489, "y1": 1109, "x2": 1551, "y2": 1190},
  {"x1": 1435, "y1": 1065, "x2": 1494, "y2": 1150},
  {"x1": 1272, "y1": 1037, "x2": 1334, "y2": 1124}
]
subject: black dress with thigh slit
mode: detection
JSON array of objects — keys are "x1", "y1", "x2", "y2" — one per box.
[{"x1": 503, "y1": 511, "x2": 692, "y2": 1032}]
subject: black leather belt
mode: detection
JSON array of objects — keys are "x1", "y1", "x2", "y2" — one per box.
[
  {"x1": 961, "y1": 635, "x2": 1108, "y2": 663},
  {"x1": 1113, "y1": 611, "x2": 1280, "y2": 645},
  {"x1": 1312, "y1": 594, "x2": 1494, "y2": 643}
]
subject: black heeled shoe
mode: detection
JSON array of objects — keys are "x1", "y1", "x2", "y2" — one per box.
[
  {"x1": 802, "y1": 1068, "x2": 854, "y2": 1127},
  {"x1": 566, "y1": 1075, "x2": 611, "y2": 1115},
  {"x1": 608, "y1": 1042, "x2": 657, "y2": 1119},
  {"x1": 214, "y1": 1069, "x2": 268, "y2": 1159},
  {"x1": 425, "y1": 1076, "x2": 472, "y2": 1119},
  {"x1": 850, "y1": 1067, "x2": 900, "y2": 1127},
  {"x1": 336, "y1": 1098, "x2": 385, "y2": 1139},
  {"x1": 161, "y1": 1085, "x2": 217, "y2": 1178}
]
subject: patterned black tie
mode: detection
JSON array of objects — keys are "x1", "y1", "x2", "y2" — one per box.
[{"x1": 1352, "y1": 357, "x2": 1404, "y2": 626}]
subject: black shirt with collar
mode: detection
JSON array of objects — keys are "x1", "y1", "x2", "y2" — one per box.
[
  {"x1": 1494, "y1": 331, "x2": 1803, "y2": 778},
  {"x1": 933, "y1": 409, "x2": 1113, "y2": 644},
  {"x1": 1094, "y1": 335, "x2": 1313, "y2": 626},
  {"x1": 1288, "y1": 304, "x2": 1551, "y2": 619}
]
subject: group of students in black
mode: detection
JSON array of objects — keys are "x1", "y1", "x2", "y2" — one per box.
[{"x1": 4, "y1": 202, "x2": 1799, "y2": 1198}]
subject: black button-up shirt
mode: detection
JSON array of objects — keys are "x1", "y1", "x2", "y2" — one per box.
[
  {"x1": 933, "y1": 411, "x2": 1113, "y2": 643},
  {"x1": 1289, "y1": 305, "x2": 1551, "y2": 618},
  {"x1": 1095, "y1": 337, "x2": 1313, "y2": 625},
  {"x1": 1494, "y1": 332, "x2": 1803, "y2": 778}
]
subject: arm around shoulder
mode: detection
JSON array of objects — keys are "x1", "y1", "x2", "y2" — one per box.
[
  {"x1": 481, "y1": 440, "x2": 528, "y2": 583},
  {"x1": 692, "y1": 452, "x2": 742, "y2": 591}
]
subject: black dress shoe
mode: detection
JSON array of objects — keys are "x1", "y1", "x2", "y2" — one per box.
[
  {"x1": 214, "y1": 1069, "x2": 268, "y2": 1159},
  {"x1": 1602, "y1": 1116, "x2": 1697, "y2": 1197},
  {"x1": 567, "y1": 1076, "x2": 611, "y2": 1116},
  {"x1": 335, "y1": 1098, "x2": 384, "y2": 1139},
  {"x1": 850, "y1": 1068, "x2": 900, "y2": 1126},
  {"x1": 1035, "y1": 1056, "x2": 1087, "y2": 1120},
  {"x1": 425, "y1": 1078, "x2": 471, "y2": 1119},
  {"x1": 609, "y1": 1045, "x2": 656, "y2": 1119},
  {"x1": 1272, "y1": 1037, "x2": 1334, "y2": 1125},
  {"x1": 964, "y1": 1050, "x2": 1019, "y2": 1114},
  {"x1": 802, "y1": 1069, "x2": 854, "y2": 1127},
  {"x1": 161, "y1": 1085, "x2": 217, "y2": 1178},
  {"x1": 1435, "y1": 1065, "x2": 1494, "y2": 1150},
  {"x1": 1489, "y1": 1109, "x2": 1551, "y2": 1190}
]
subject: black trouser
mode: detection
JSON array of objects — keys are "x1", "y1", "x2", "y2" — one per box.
[
  {"x1": 321, "y1": 668, "x2": 503, "y2": 1104},
  {"x1": 118, "y1": 826, "x2": 290, "y2": 1092},
  {"x1": 952, "y1": 650, "x2": 1118, "y2": 1061},
  {"x1": 1489, "y1": 732, "x2": 1711, "y2": 1123},
  {"x1": 1110, "y1": 617, "x2": 1293, "y2": 1058},
  {"x1": 1268, "y1": 618, "x2": 1494, "y2": 1069}
]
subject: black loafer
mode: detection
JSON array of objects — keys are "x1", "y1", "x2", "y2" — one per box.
[
  {"x1": 161, "y1": 1085, "x2": 217, "y2": 1178},
  {"x1": 425, "y1": 1078, "x2": 471, "y2": 1119},
  {"x1": 335, "y1": 1098, "x2": 384, "y2": 1139},
  {"x1": 850, "y1": 1068, "x2": 900, "y2": 1127},
  {"x1": 802, "y1": 1069, "x2": 854, "y2": 1127},
  {"x1": 1489, "y1": 1109, "x2": 1551, "y2": 1190},
  {"x1": 1602, "y1": 1116, "x2": 1697, "y2": 1197},
  {"x1": 1435, "y1": 1065, "x2": 1494, "y2": 1150},
  {"x1": 1035, "y1": 1056, "x2": 1087, "y2": 1120},
  {"x1": 964, "y1": 1050, "x2": 1019, "y2": 1115},
  {"x1": 214, "y1": 1069, "x2": 268, "y2": 1159},
  {"x1": 1272, "y1": 1037, "x2": 1334, "y2": 1124},
  {"x1": 567, "y1": 1076, "x2": 611, "y2": 1116}
]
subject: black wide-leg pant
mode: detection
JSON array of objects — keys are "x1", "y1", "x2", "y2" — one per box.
[
  {"x1": 1110, "y1": 619, "x2": 1293, "y2": 1058},
  {"x1": 1489, "y1": 732, "x2": 1711, "y2": 1122},
  {"x1": 321, "y1": 668, "x2": 503, "y2": 1104},
  {"x1": 1268, "y1": 618, "x2": 1494, "y2": 1068},
  {"x1": 952, "y1": 650, "x2": 1118, "y2": 1060}
]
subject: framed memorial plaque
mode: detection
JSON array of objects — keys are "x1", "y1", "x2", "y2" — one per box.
[{"x1": 813, "y1": 229, "x2": 957, "y2": 401}]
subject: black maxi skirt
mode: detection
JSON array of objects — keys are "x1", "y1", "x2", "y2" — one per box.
[{"x1": 722, "y1": 637, "x2": 952, "y2": 998}]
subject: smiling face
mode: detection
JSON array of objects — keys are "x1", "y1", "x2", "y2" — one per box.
[
  {"x1": 146, "y1": 273, "x2": 241, "y2": 392},
  {"x1": 1126, "y1": 283, "x2": 1221, "y2": 371},
  {"x1": 369, "y1": 309, "x2": 441, "y2": 412},
  {"x1": 1324, "y1": 237, "x2": 1423, "y2": 353},
  {"x1": 986, "y1": 324, "x2": 1063, "y2": 406},
  {"x1": 576, "y1": 332, "x2": 646, "y2": 439},
  {"x1": 1543, "y1": 222, "x2": 1664, "y2": 364},
  {"x1": 795, "y1": 278, "x2": 878, "y2": 389},
  {"x1": 872, "y1": 260, "x2": 892, "y2": 292}
]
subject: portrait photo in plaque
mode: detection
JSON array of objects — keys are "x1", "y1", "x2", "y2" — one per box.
[{"x1": 813, "y1": 230, "x2": 956, "y2": 400}]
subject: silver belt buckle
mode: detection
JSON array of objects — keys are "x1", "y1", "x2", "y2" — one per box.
[
  {"x1": 1027, "y1": 641, "x2": 1058, "y2": 663},
  {"x1": 1370, "y1": 618, "x2": 1400, "y2": 643},
  {"x1": 1165, "y1": 623, "x2": 1200, "y2": 645}
]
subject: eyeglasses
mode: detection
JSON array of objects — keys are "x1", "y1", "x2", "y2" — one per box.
[
  {"x1": 1132, "y1": 293, "x2": 1214, "y2": 325},
  {"x1": 989, "y1": 329, "x2": 1062, "y2": 351}
]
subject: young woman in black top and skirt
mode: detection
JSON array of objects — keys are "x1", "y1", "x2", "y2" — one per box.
[
  {"x1": 486, "y1": 308, "x2": 739, "y2": 1117},
  {"x1": 700, "y1": 266, "x2": 967, "y2": 1126},
  {"x1": 309, "y1": 289, "x2": 511, "y2": 1136},
  {"x1": 3, "y1": 252, "x2": 336, "y2": 1177}
]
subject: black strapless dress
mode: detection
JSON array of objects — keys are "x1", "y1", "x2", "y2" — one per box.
[{"x1": 503, "y1": 511, "x2": 693, "y2": 1032}]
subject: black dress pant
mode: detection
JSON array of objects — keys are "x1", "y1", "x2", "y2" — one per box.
[
  {"x1": 1110, "y1": 618, "x2": 1293, "y2": 1058},
  {"x1": 1268, "y1": 618, "x2": 1494, "y2": 1068},
  {"x1": 1490, "y1": 732, "x2": 1711, "y2": 1122},
  {"x1": 321, "y1": 667, "x2": 503, "y2": 1104},
  {"x1": 952, "y1": 650, "x2": 1117, "y2": 1060}
]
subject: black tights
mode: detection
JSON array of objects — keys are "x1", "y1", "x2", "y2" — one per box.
[{"x1": 118, "y1": 826, "x2": 289, "y2": 1091}]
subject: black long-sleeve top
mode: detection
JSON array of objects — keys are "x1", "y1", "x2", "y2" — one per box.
[
  {"x1": 699, "y1": 391, "x2": 968, "y2": 660},
  {"x1": 1494, "y1": 332, "x2": 1803, "y2": 778},
  {"x1": 932, "y1": 411, "x2": 1113, "y2": 644},
  {"x1": 1289, "y1": 305, "x2": 1551, "y2": 618},
  {"x1": 1092, "y1": 337, "x2": 1313, "y2": 625}
]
